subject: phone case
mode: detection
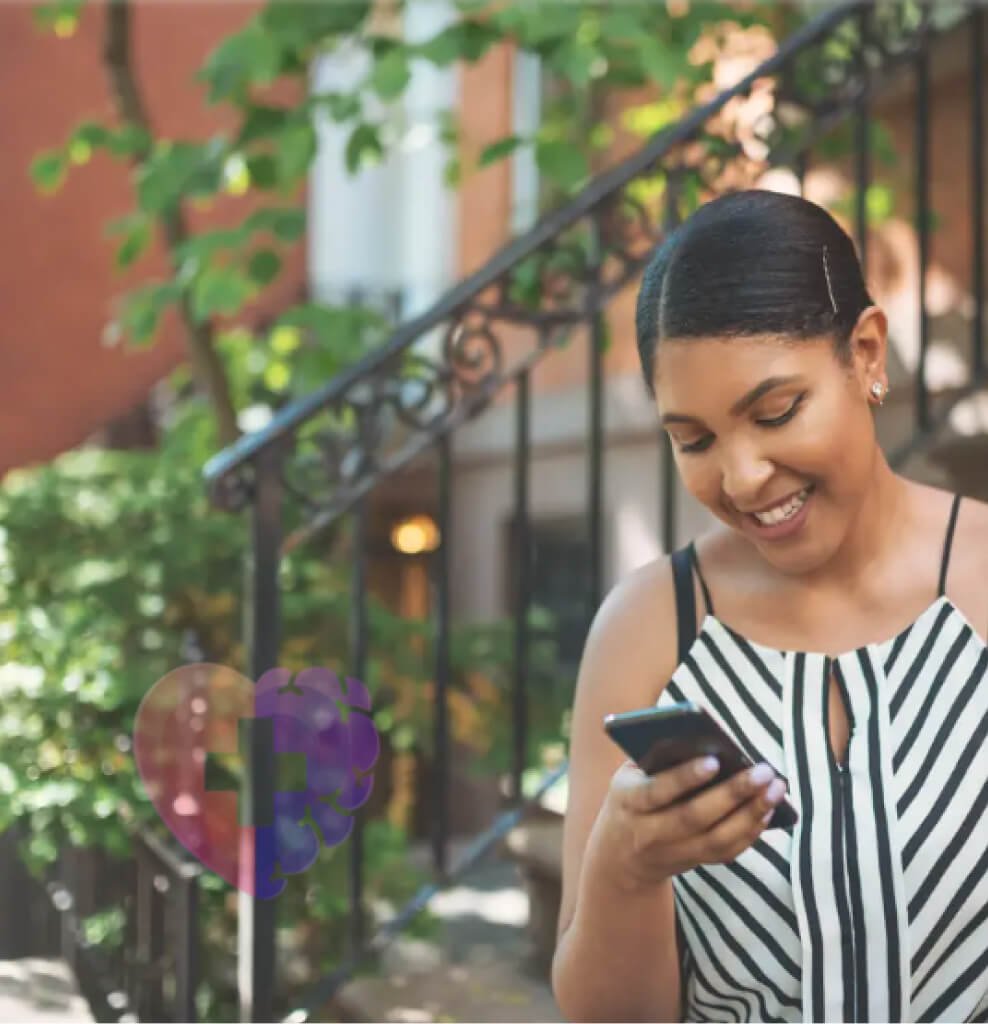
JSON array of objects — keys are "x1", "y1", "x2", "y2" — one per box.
[{"x1": 604, "y1": 702, "x2": 798, "y2": 831}]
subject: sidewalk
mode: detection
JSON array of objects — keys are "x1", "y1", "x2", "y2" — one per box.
[{"x1": 0, "y1": 959, "x2": 93, "y2": 1023}]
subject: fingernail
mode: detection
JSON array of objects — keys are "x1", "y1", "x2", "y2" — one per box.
[
  {"x1": 696, "y1": 755, "x2": 719, "y2": 776},
  {"x1": 766, "y1": 779, "x2": 786, "y2": 804},
  {"x1": 761, "y1": 808, "x2": 774, "y2": 825},
  {"x1": 748, "y1": 763, "x2": 775, "y2": 785}
]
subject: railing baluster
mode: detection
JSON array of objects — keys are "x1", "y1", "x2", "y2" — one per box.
[
  {"x1": 588, "y1": 215, "x2": 605, "y2": 615},
  {"x1": 915, "y1": 18, "x2": 931, "y2": 433},
  {"x1": 512, "y1": 370, "x2": 531, "y2": 803},
  {"x1": 133, "y1": 828, "x2": 202, "y2": 1022},
  {"x1": 240, "y1": 443, "x2": 283, "y2": 1023},
  {"x1": 174, "y1": 871, "x2": 200, "y2": 1021},
  {"x1": 58, "y1": 849, "x2": 78, "y2": 990},
  {"x1": 432, "y1": 436, "x2": 452, "y2": 877},
  {"x1": 348, "y1": 497, "x2": 368, "y2": 958},
  {"x1": 148, "y1": 870, "x2": 166, "y2": 1022},
  {"x1": 972, "y1": 6, "x2": 985, "y2": 380},
  {"x1": 855, "y1": 6, "x2": 871, "y2": 281},
  {"x1": 135, "y1": 849, "x2": 152, "y2": 1020}
]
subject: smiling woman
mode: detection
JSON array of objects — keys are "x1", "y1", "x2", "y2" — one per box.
[{"x1": 551, "y1": 190, "x2": 988, "y2": 1023}]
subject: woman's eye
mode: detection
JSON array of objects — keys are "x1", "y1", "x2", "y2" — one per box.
[
  {"x1": 678, "y1": 435, "x2": 714, "y2": 454},
  {"x1": 757, "y1": 394, "x2": 806, "y2": 428}
]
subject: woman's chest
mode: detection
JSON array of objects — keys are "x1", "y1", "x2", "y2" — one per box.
[{"x1": 668, "y1": 606, "x2": 988, "y2": 1020}]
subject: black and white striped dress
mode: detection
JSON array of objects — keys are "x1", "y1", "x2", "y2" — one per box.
[{"x1": 662, "y1": 494, "x2": 988, "y2": 1022}]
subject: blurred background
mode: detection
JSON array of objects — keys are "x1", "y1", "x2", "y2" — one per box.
[{"x1": 0, "y1": 1, "x2": 985, "y2": 1021}]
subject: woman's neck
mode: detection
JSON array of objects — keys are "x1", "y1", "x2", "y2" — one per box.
[{"x1": 802, "y1": 454, "x2": 913, "y2": 596}]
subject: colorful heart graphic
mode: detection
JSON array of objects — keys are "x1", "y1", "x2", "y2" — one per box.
[{"x1": 133, "y1": 664, "x2": 379, "y2": 898}]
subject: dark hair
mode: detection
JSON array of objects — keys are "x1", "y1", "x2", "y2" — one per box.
[{"x1": 634, "y1": 189, "x2": 874, "y2": 396}]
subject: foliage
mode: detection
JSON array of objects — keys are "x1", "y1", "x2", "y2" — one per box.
[
  {"x1": 0, "y1": 392, "x2": 571, "y2": 1017},
  {"x1": 28, "y1": 0, "x2": 814, "y2": 373}
]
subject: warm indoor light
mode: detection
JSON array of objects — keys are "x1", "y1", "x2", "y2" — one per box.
[{"x1": 390, "y1": 514, "x2": 441, "y2": 555}]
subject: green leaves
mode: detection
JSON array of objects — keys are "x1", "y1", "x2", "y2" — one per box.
[
  {"x1": 371, "y1": 48, "x2": 411, "y2": 100},
  {"x1": 535, "y1": 138, "x2": 589, "y2": 192},
  {"x1": 246, "y1": 249, "x2": 281, "y2": 286},
  {"x1": 107, "y1": 213, "x2": 153, "y2": 270},
  {"x1": 118, "y1": 281, "x2": 181, "y2": 345},
  {"x1": 478, "y1": 135, "x2": 524, "y2": 168},
  {"x1": 199, "y1": 21, "x2": 285, "y2": 103},
  {"x1": 200, "y1": 3, "x2": 372, "y2": 103},
  {"x1": 236, "y1": 104, "x2": 290, "y2": 147},
  {"x1": 344, "y1": 123, "x2": 383, "y2": 174},
  {"x1": 245, "y1": 207, "x2": 306, "y2": 242},
  {"x1": 259, "y1": 0, "x2": 370, "y2": 41},
  {"x1": 32, "y1": 0, "x2": 84, "y2": 36},
  {"x1": 274, "y1": 120, "x2": 317, "y2": 183},
  {"x1": 29, "y1": 150, "x2": 67, "y2": 193},
  {"x1": 136, "y1": 138, "x2": 226, "y2": 214},
  {"x1": 415, "y1": 20, "x2": 501, "y2": 66},
  {"x1": 191, "y1": 265, "x2": 254, "y2": 322}
]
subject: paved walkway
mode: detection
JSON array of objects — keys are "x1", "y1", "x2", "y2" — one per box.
[
  {"x1": 332, "y1": 841, "x2": 564, "y2": 1022},
  {"x1": 0, "y1": 959, "x2": 93, "y2": 1022}
]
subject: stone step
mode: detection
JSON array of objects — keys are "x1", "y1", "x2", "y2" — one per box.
[
  {"x1": 332, "y1": 955, "x2": 564, "y2": 1023},
  {"x1": 0, "y1": 959, "x2": 94, "y2": 1023},
  {"x1": 332, "y1": 847, "x2": 563, "y2": 1023},
  {"x1": 502, "y1": 817, "x2": 564, "y2": 976}
]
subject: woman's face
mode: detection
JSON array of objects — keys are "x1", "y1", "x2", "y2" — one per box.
[{"x1": 652, "y1": 310, "x2": 888, "y2": 575}]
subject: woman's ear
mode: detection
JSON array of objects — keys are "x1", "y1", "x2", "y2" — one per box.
[{"x1": 848, "y1": 305, "x2": 889, "y2": 401}]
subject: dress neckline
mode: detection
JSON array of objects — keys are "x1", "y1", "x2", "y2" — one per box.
[{"x1": 693, "y1": 593, "x2": 988, "y2": 661}]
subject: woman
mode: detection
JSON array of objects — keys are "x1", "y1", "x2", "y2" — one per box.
[{"x1": 551, "y1": 190, "x2": 988, "y2": 1023}]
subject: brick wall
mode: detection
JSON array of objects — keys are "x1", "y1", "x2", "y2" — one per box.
[{"x1": 0, "y1": 1, "x2": 305, "y2": 478}]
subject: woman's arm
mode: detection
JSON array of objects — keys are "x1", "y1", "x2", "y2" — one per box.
[{"x1": 551, "y1": 559, "x2": 684, "y2": 1022}]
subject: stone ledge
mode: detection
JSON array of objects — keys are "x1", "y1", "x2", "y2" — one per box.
[{"x1": 503, "y1": 819, "x2": 563, "y2": 883}]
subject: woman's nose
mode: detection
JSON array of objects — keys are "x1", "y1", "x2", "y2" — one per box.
[{"x1": 719, "y1": 445, "x2": 775, "y2": 510}]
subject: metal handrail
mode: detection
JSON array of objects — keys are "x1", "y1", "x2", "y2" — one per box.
[{"x1": 203, "y1": 1, "x2": 864, "y2": 499}]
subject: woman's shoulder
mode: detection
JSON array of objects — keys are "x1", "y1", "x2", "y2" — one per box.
[
  {"x1": 947, "y1": 486, "x2": 988, "y2": 623},
  {"x1": 900, "y1": 481, "x2": 988, "y2": 635},
  {"x1": 911, "y1": 481, "x2": 988, "y2": 565},
  {"x1": 956, "y1": 488, "x2": 988, "y2": 529},
  {"x1": 580, "y1": 555, "x2": 685, "y2": 708}
]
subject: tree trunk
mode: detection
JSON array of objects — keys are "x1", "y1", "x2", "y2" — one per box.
[{"x1": 102, "y1": 0, "x2": 241, "y2": 447}]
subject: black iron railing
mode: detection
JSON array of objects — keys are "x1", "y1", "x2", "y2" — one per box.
[
  {"x1": 42, "y1": 826, "x2": 201, "y2": 1023},
  {"x1": 198, "y1": 3, "x2": 986, "y2": 1021}
]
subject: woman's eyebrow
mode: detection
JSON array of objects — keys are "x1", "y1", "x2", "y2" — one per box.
[{"x1": 660, "y1": 375, "x2": 802, "y2": 426}]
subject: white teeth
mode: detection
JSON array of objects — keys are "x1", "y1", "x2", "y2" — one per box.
[{"x1": 754, "y1": 487, "x2": 811, "y2": 526}]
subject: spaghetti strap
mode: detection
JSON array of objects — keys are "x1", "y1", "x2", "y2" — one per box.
[
  {"x1": 688, "y1": 541, "x2": 715, "y2": 616},
  {"x1": 938, "y1": 493, "x2": 962, "y2": 598},
  {"x1": 670, "y1": 546, "x2": 697, "y2": 666}
]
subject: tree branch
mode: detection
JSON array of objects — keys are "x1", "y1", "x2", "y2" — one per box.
[{"x1": 103, "y1": 0, "x2": 241, "y2": 446}]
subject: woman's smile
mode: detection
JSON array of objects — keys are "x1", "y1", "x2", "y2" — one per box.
[{"x1": 738, "y1": 483, "x2": 816, "y2": 542}]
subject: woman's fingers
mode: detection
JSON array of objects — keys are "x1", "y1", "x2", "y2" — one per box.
[
  {"x1": 694, "y1": 781, "x2": 786, "y2": 862},
  {"x1": 605, "y1": 758, "x2": 792, "y2": 884},
  {"x1": 613, "y1": 755, "x2": 722, "y2": 815},
  {"x1": 672, "y1": 763, "x2": 785, "y2": 833}
]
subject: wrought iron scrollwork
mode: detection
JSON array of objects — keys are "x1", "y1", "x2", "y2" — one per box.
[{"x1": 205, "y1": 0, "x2": 963, "y2": 532}]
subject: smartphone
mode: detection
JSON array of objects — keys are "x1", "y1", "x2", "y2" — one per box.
[{"x1": 603, "y1": 701, "x2": 798, "y2": 830}]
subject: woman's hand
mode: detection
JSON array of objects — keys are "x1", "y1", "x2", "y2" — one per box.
[{"x1": 595, "y1": 756, "x2": 788, "y2": 891}]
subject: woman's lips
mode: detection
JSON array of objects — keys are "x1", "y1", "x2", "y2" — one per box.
[{"x1": 742, "y1": 485, "x2": 815, "y2": 541}]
